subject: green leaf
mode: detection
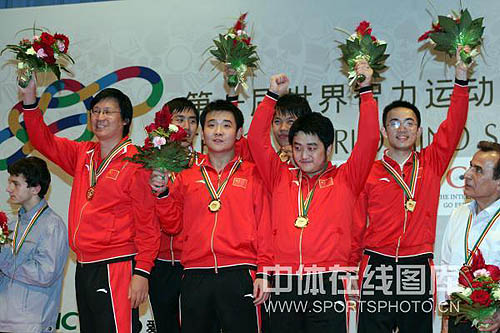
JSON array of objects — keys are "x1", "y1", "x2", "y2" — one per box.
[
  {"x1": 438, "y1": 16, "x2": 459, "y2": 36},
  {"x1": 430, "y1": 32, "x2": 454, "y2": 49},
  {"x1": 459, "y1": 9, "x2": 472, "y2": 32}
]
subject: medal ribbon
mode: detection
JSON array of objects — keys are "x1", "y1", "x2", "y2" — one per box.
[
  {"x1": 382, "y1": 153, "x2": 419, "y2": 202},
  {"x1": 200, "y1": 157, "x2": 242, "y2": 201},
  {"x1": 297, "y1": 167, "x2": 329, "y2": 218},
  {"x1": 88, "y1": 138, "x2": 132, "y2": 187},
  {"x1": 12, "y1": 204, "x2": 49, "y2": 255},
  {"x1": 463, "y1": 206, "x2": 500, "y2": 265}
]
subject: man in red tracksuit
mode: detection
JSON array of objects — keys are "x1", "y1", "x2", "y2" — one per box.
[
  {"x1": 20, "y1": 80, "x2": 160, "y2": 333},
  {"x1": 247, "y1": 65, "x2": 379, "y2": 332},
  {"x1": 148, "y1": 97, "x2": 200, "y2": 333},
  {"x1": 151, "y1": 99, "x2": 273, "y2": 333},
  {"x1": 351, "y1": 50, "x2": 471, "y2": 333}
]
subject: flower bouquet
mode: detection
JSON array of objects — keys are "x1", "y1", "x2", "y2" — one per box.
[
  {"x1": 441, "y1": 250, "x2": 500, "y2": 330},
  {"x1": 1, "y1": 28, "x2": 75, "y2": 88},
  {"x1": 208, "y1": 13, "x2": 259, "y2": 89},
  {"x1": 126, "y1": 105, "x2": 191, "y2": 172},
  {"x1": 0, "y1": 211, "x2": 12, "y2": 252},
  {"x1": 338, "y1": 21, "x2": 389, "y2": 86},
  {"x1": 418, "y1": 8, "x2": 484, "y2": 65}
]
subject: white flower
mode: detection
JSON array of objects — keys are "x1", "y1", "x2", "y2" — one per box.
[
  {"x1": 473, "y1": 268, "x2": 491, "y2": 278},
  {"x1": 17, "y1": 62, "x2": 25, "y2": 69},
  {"x1": 168, "y1": 124, "x2": 179, "y2": 133},
  {"x1": 492, "y1": 288, "x2": 500, "y2": 301},
  {"x1": 347, "y1": 33, "x2": 357, "y2": 42},
  {"x1": 448, "y1": 285, "x2": 472, "y2": 297},
  {"x1": 224, "y1": 33, "x2": 236, "y2": 40},
  {"x1": 152, "y1": 136, "x2": 166, "y2": 148},
  {"x1": 36, "y1": 48, "x2": 47, "y2": 59},
  {"x1": 236, "y1": 29, "x2": 246, "y2": 36},
  {"x1": 56, "y1": 40, "x2": 65, "y2": 52},
  {"x1": 26, "y1": 47, "x2": 36, "y2": 55},
  {"x1": 462, "y1": 287, "x2": 473, "y2": 297}
]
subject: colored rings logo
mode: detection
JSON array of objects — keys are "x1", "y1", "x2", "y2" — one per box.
[{"x1": 0, "y1": 66, "x2": 163, "y2": 170}]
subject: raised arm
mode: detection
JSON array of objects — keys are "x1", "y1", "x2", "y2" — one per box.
[
  {"x1": 425, "y1": 47, "x2": 470, "y2": 176},
  {"x1": 247, "y1": 74, "x2": 290, "y2": 190},
  {"x1": 343, "y1": 61, "x2": 380, "y2": 195},
  {"x1": 20, "y1": 78, "x2": 83, "y2": 176}
]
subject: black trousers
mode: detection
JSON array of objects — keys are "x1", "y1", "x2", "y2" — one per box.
[
  {"x1": 75, "y1": 260, "x2": 139, "y2": 333},
  {"x1": 149, "y1": 260, "x2": 183, "y2": 333},
  {"x1": 181, "y1": 268, "x2": 259, "y2": 333},
  {"x1": 357, "y1": 251, "x2": 434, "y2": 333},
  {"x1": 268, "y1": 273, "x2": 350, "y2": 333}
]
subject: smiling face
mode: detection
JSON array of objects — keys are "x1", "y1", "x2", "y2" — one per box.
[
  {"x1": 202, "y1": 111, "x2": 242, "y2": 154},
  {"x1": 172, "y1": 108, "x2": 198, "y2": 148},
  {"x1": 463, "y1": 150, "x2": 500, "y2": 204},
  {"x1": 382, "y1": 107, "x2": 422, "y2": 152},
  {"x1": 272, "y1": 111, "x2": 297, "y2": 148},
  {"x1": 90, "y1": 98, "x2": 128, "y2": 143},
  {"x1": 292, "y1": 131, "x2": 332, "y2": 175}
]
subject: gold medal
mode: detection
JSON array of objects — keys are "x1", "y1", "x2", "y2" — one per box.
[
  {"x1": 294, "y1": 216, "x2": 309, "y2": 228},
  {"x1": 405, "y1": 199, "x2": 416, "y2": 212},
  {"x1": 86, "y1": 187, "x2": 95, "y2": 201},
  {"x1": 208, "y1": 200, "x2": 221, "y2": 212}
]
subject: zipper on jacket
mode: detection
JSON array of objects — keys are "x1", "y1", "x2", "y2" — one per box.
[
  {"x1": 170, "y1": 236, "x2": 175, "y2": 266},
  {"x1": 210, "y1": 172, "x2": 222, "y2": 273},
  {"x1": 395, "y1": 197, "x2": 409, "y2": 262},
  {"x1": 74, "y1": 201, "x2": 90, "y2": 259}
]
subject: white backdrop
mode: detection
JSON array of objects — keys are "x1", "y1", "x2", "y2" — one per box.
[{"x1": 1, "y1": 0, "x2": 499, "y2": 331}]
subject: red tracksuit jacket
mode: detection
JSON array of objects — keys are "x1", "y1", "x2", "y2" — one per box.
[
  {"x1": 247, "y1": 90, "x2": 379, "y2": 274},
  {"x1": 350, "y1": 82, "x2": 469, "y2": 264},
  {"x1": 23, "y1": 107, "x2": 160, "y2": 274},
  {"x1": 156, "y1": 155, "x2": 273, "y2": 276}
]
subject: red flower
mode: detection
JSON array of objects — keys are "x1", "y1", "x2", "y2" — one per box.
[
  {"x1": 170, "y1": 126, "x2": 187, "y2": 142},
  {"x1": 371, "y1": 35, "x2": 377, "y2": 42},
  {"x1": 0, "y1": 211, "x2": 8, "y2": 234},
  {"x1": 418, "y1": 23, "x2": 442, "y2": 42},
  {"x1": 470, "y1": 289, "x2": 492, "y2": 306},
  {"x1": 485, "y1": 264, "x2": 500, "y2": 282},
  {"x1": 54, "y1": 33, "x2": 69, "y2": 53},
  {"x1": 234, "y1": 12, "x2": 247, "y2": 32},
  {"x1": 40, "y1": 32, "x2": 55, "y2": 46},
  {"x1": 145, "y1": 123, "x2": 158, "y2": 133},
  {"x1": 470, "y1": 250, "x2": 486, "y2": 272},
  {"x1": 154, "y1": 105, "x2": 172, "y2": 128},
  {"x1": 243, "y1": 37, "x2": 251, "y2": 46},
  {"x1": 33, "y1": 41, "x2": 56, "y2": 64},
  {"x1": 356, "y1": 21, "x2": 372, "y2": 36},
  {"x1": 458, "y1": 266, "x2": 474, "y2": 287},
  {"x1": 471, "y1": 281, "x2": 484, "y2": 288},
  {"x1": 143, "y1": 137, "x2": 152, "y2": 149}
]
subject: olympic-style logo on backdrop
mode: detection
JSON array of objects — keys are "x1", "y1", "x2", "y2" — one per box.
[{"x1": 0, "y1": 66, "x2": 163, "y2": 170}]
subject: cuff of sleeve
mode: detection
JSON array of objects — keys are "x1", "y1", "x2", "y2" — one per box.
[
  {"x1": 357, "y1": 86, "x2": 373, "y2": 95},
  {"x1": 133, "y1": 268, "x2": 150, "y2": 278},
  {"x1": 266, "y1": 90, "x2": 279, "y2": 101},
  {"x1": 455, "y1": 78, "x2": 468, "y2": 87},
  {"x1": 23, "y1": 102, "x2": 38, "y2": 110},
  {"x1": 256, "y1": 272, "x2": 273, "y2": 282},
  {"x1": 226, "y1": 94, "x2": 239, "y2": 103},
  {"x1": 157, "y1": 187, "x2": 169, "y2": 199}
]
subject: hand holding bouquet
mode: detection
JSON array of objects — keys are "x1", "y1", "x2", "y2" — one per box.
[
  {"x1": 209, "y1": 13, "x2": 259, "y2": 90},
  {"x1": 126, "y1": 105, "x2": 191, "y2": 173},
  {"x1": 1, "y1": 27, "x2": 75, "y2": 88},
  {"x1": 418, "y1": 8, "x2": 484, "y2": 65},
  {"x1": 338, "y1": 21, "x2": 389, "y2": 86},
  {"x1": 442, "y1": 250, "x2": 500, "y2": 330}
]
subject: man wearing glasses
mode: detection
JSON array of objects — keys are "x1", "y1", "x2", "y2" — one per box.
[
  {"x1": 352, "y1": 49, "x2": 471, "y2": 333},
  {"x1": 19, "y1": 80, "x2": 160, "y2": 333}
]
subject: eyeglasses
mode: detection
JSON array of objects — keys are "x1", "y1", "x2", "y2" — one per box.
[
  {"x1": 89, "y1": 108, "x2": 121, "y2": 117},
  {"x1": 387, "y1": 119, "x2": 417, "y2": 129}
]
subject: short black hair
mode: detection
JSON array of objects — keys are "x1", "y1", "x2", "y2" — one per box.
[
  {"x1": 89, "y1": 88, "x2": 133, "y2": 137},
  {"x1": 382, "y1": 100, "x2": 421, "y2": 128},
  {"x1": 8, "y1": 157, "x2": 51, "y2": 198},
  {"x1": 200, "y1": 100, "x2": 244, "y2": 130},
  {"x1": 275, "y1": 94, "x2": 312, "y2": 119},
  {"x1": 288, "y1": 112, "x2": 334, "y2": 149},
  {"x1": 167, "y1": 98, "x2": 199, "y2": 125},
  {"x1": 477, "y1": 141, "x2": 500, "y2": 180}
]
